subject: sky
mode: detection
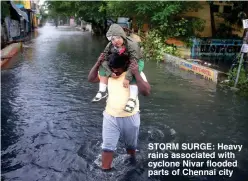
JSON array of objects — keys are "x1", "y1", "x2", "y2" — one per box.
[{"x1": 39, "y1": 0, "x2": 45, "y2": 6}]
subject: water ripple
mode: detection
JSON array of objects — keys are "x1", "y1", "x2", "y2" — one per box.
[{"x1": 1, "y1": 25, "x2": 248, "y2": 181}]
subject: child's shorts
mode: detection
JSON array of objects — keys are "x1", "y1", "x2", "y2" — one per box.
[
  {"x1": 99, "y1": 60, "x2": 144, "y2": 84},
  {"x1": 130, "y1": 59, "x2": 144, "y2": 84},
  {"x1": 99, "y1": 66, "x2": 106, "y2": 77}
]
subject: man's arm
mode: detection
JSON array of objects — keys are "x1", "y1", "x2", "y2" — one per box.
[
  {"x1": 88, "y1": 54, "x2": 104, "y2": 83},
  {"x1": 130, "y1": 62, "x2": 151, "y2": 96}
]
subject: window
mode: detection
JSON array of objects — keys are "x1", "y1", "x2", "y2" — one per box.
[
  {"x1": 223, "y1": 6, "x2": 232, "y2": 13},
  {"x1": 212, "y1": 5, "x2": 219, "y2": 13}
]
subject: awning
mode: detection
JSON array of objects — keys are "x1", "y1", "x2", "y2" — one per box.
[
  {"x1": 10, "y1": 1, "x2": 29, "y2": 22},
  {"x1": 16, "y1": 4, "x2": 24, "y2": 9}
]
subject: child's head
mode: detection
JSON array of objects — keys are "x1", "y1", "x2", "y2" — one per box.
[
  {"x1": 108, "y1": 36, "x2": 124, "y2": 48},
  {"x1": 108, "y1": 53, "x2": 129, "y2": 76},
  {"x1": 106, "y1": 24, "x2": 126, "y2": 48}
]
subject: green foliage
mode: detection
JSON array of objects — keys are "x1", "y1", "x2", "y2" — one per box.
[
  {"x1": 226, "y1": 57, "x2": 248, "y2": 97},
  {"x1": 228, "y1": 66, "x2": 247, "y2": 85},
  {"x1": 158, "y1": 17, "x2": 205, "y2": 39},
  {"x1": 220, "y1": 2, "x2": 247, "y2": 26},
  {"x1": 1, "y1": 1, "x2": 10, "y2": 19},
  {"x1": 45, "y1": 1, "x2": 108, "y2": 34},
  {"x1": 105, "y1": 1, "x2": 205, "y2": 61},
  {"x1": 141, "y1": 30, "x2": 179, "y2": 62},
  {"x1": 215, "y1": 23, "x2": 241, "y2": 39},
  {"x1": 39, "y1": 5, "x2": 48, "y2": 26},
  {"x1": 215, "y1": 2, "x2": 247, "y2": 38},
  {"x1": 237, "y1": 81, "x2": 248, "y2": 97},
  {"x1": 45, "y1": 1, "x2": 75, "y2": 19},
  {"x1": 45, "y1": 1, "x2": 107, "y2": 23},
  {"x1": 45, "y1": 1, "x2": 205, "y2": 38},
  {"x1": 44, "y1": 1, "x2": 206, "y2": 58},
  {"x1": 106, "y1": 1, "x2": 204, "y2": 39},
  {"x1": 75, "y1": 1, "x2": 107, "y2": 24}
]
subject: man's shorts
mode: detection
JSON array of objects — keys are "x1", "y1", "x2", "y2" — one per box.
[{"x1": 101, "y1": 111, "x2": 140, "y2": 152}]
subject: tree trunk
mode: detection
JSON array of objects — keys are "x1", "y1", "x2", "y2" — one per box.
[
  {"x1": 91, "y1": 21, "x2": 105, "y2": 35},
  {"x1": 102, "y1": 2, "x2": 108, "y2": 35},
  {"x1": 104, "y1": 18, "x2": 108, "y2": 35},
  {"x1": 209, "y1": 3, "x2": 216, "y2": 37}
]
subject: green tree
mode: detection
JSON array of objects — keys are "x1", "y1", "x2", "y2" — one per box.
[
  {"x1": 106, "y1": 1, "x2": 204, "y2": 39},
  {"x1": 208, "y1": 1, "x2": 217, "y2": 37},
  {"x1": 75, "y1": 1, "x2": 108, "y2": 34},
  {"x1": 215, "y1": 2, "x2": 248, "y2": 38},
  {"x1": 105, "y1": 1, "x2": 205, "y2": 61},
  {"x1": 45, "y1": 1, "x2": 71, "y2": 24},
  {"x1": 45, "y1": 1, "x2": 204, "y2": 37},
  {"x1": 220, "y1": 2, "x2": 248, "y2": 26},
  {"x1": 39, "y1": 4, "x2": 48, "y2": 26},
  {"x1": 1, "y1": 1, "x2": 11, "y2": 20},
  {"x1": 45, "y1": 1, "x2": 108, "y2": 34}
]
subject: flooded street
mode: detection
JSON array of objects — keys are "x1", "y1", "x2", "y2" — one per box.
[{"x1": 2, "y1": 25, "x2": 248, "y2": 181}]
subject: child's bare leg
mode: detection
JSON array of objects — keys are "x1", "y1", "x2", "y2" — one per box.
[
  {"x1": 100, "y1": 76, "x2": 108, "y2": 85},
  {"x1": 92, "y1": 76, "x2": 108, "y2": 102},
  {"x1": 129, "y1": 84, "x2": 138, "y2": 100}
]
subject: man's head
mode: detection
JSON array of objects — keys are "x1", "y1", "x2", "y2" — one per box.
[
  {"x1": 106, "y1": 24, "x2": 126, "y2": 48},
  {"x1": 108, "y1": 53, "x2": 129, "y2": 76}
]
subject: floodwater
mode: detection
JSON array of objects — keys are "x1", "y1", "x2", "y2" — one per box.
[{"x1": 2, "y1": 25, "x2": 248, "y2": 181}]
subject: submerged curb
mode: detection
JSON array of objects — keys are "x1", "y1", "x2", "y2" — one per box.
[{"x1": 164, "y1": 53, "x2": 227, "y2": 83}]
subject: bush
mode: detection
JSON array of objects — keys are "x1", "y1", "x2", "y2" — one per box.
[
  {"x1": 141, "y1": 30, "x2": 179, "y2": 62},
  {"x1": 227, "y1": 64, "x2": 248, "y2": 97}
]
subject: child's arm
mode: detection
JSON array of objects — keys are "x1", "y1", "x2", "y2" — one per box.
[
  {"x1": 125, "y1": 41, "x2": 142, "y2": 81},
  {"x1": 101, "y1": 60, "x2": 112, "y2": 77},
  {"x1": 125, "y1": 59, "x2": 138, "y2": 81},
  {"x1": 101, "y1": 42, "x2": 113, "y2": 77}
]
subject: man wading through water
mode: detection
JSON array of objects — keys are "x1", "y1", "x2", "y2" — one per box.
[{"x1": 88, "y1": 53, "x2": 151, "y2": 171}]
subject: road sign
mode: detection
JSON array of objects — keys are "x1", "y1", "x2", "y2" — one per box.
[
  {"x1": 242, "y1": 19, "x2": 248, "y2": 29},
  {"x1": 241, "y1": 44, "x2": 248, "y2": 53}
]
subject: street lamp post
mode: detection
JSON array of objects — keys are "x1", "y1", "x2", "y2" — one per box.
[{"x1": 234, "y1": 19, "x2": 248, "y2": 88}]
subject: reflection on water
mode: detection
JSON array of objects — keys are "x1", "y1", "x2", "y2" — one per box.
[{"x1": 1, "y1": 25, "x2": 248, "y2": 181}]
